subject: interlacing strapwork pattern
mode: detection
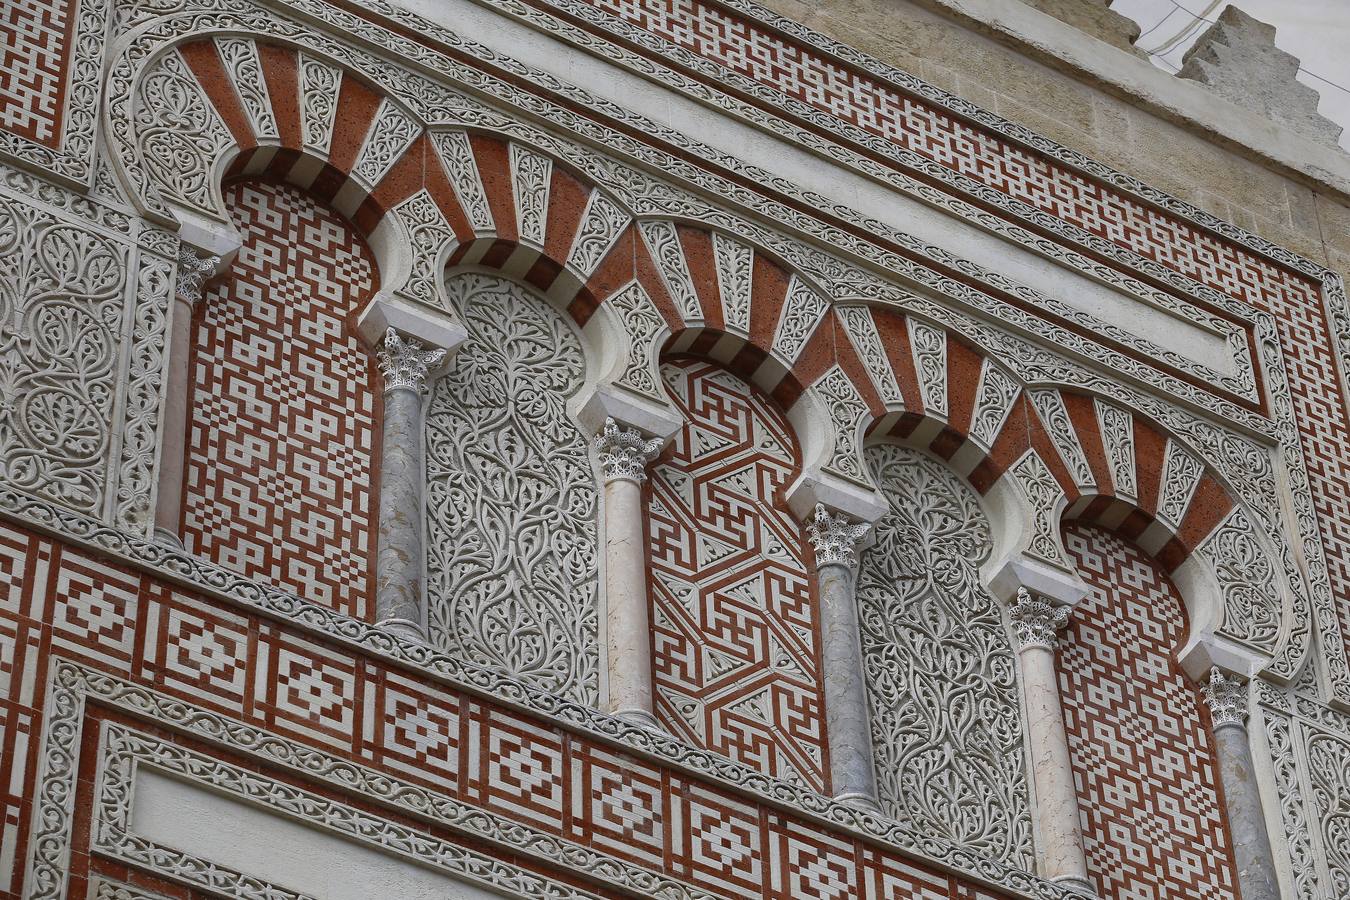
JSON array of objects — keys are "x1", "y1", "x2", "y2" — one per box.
[
  {"x1": 424, "y1": 273, "x2": 600, "y2": 705},
  {"x1": 857, "y1": 444, "x2": 1031, "y2": 868},
  {"x1": 647, "y1": 359, "x2": 826, "y2": 791},
  {"x1": 1058, "y1": 524, "x2": 1238, "y2": 900},
  {"x1": 183, "y1": 181, "x2": 378, "y2": 621}
]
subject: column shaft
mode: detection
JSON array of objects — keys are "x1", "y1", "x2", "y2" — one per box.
[
  {"x1": 1213, "y1": 723, "x2": 1279, "y2": 899},
  {"x1": 594, "y1": 417, "x2": 663, "y2": 728},
  {"x1": 1019, "y1": 643, "x2": 1092, "y2": 889},
  {"x1": 604, "y1": 475, "x2": 656, "y2": 726},
  {"x1": 806, "y1": 503, "x2": 878, "y2": 809},
  {"x1": 153, "y1": 294, "x2": 196, "y2": 544},
  {"x1": 817, "y1": 559, "x2": 878, "y2": 807},
  {"x1": 374, "y1": 386, "x2": 426, "y2": 639},
  {"x1": 372, "y1": 328, "x2": 445, "y2": 642},
  {"x1": 1204, "y1": 669, "x2": 1279, "y2": 900}
]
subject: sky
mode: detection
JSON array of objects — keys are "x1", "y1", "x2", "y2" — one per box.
[{"x1": 1109, "y1": 0, "x2": 1350, "y2": 150}]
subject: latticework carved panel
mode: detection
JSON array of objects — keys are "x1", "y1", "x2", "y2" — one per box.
[
  {"x1": 647, "y1": 358, "x2": 826, "y2": 791},
  {"x1": 1058, "y1": 523, "x2": 1238, "y2": 899},
  {"x1": 424, "y1": 273, "x2": 599, "y2": 705},
  {"x1": 182, "y1": 181, "x2": 378, "y2": 621},
  {"x1": 858, "y1": 444, "x2": 1031, "y2": 868}
]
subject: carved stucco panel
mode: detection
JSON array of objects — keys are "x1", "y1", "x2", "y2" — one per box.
[
  {"x1": 858, "y1": 444, "x2": 1032, "y2": 867},
  {"x1": 424, "y1": 273, "x2": 599, "y2": 704}
]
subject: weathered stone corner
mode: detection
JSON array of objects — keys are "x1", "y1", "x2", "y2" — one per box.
[
  {"x1": 1020, "y1": 0, "x2": 1144, "y2": 57},
  {"x1": 1178, "y1": 4, "x2": 1343, "y2": 146}
]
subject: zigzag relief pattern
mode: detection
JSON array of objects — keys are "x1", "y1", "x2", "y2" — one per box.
[{"x1": 647, "y1": 358, "x2": 827, "y2": 792}]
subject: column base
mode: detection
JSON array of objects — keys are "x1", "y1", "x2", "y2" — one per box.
[
  {"x1": 832, "y1": 791, "x2": 882, "y2": 814},
  {"x1": 1051, "y1": 874, "x2": 1098, "y2": 896},
  {"x1": 612, "y1": 708, "x2": 662, "y2": 731},
  {"x1": 152, "y1": 527, "x2": 185, "y2": 549},
  {"x1": 377, "y1": 617, "x2": 426, "y2": 644}
]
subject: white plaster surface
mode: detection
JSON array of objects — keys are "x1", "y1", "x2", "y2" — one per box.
[
  {"x1": 396, "y1": 0, "x2": 1239, "y2": 380},
  {"x1": 130, "y1": 767, "x2": 509, "y2": 899}
]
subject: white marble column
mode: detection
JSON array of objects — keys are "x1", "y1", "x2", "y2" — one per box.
[
  {"x1": 373, "y1": 328, "x2": 445, "y2": 641},
  {"x1": 805, "y1": 503, "x2": 879, "y2": 810},
  {"x1": 1202, "y1": 668, "x2": 1279, "y2": 900},
  {"x1": 594, "y1": 417, "x2": 663, "y2": 728},
  {"x1": 154, "y1": 249, "x2": 219, "y2": 546},
  {"x1": 1009, "y1": 587, "x2": 1093, "y2": 894}
]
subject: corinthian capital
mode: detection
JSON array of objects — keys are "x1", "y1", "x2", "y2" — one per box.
[
  {"x1": 376, "y1": 327, "x2": 446, "y2": 394},
  {"x1": 1008, "y1": 587, "x2": 1071, "y2": 650},
  {"x1": 594, "y1": 417, "x2": 663, "y2": 483},
  {"x1": 1202, "y1": 667, "x2": 1248, "y2": 728},
  {"x1": 176, "y1": 248, "x2": 220, "y2": 304},
  {"x1": 805, "y1": 503, "x2": 870, "y2": 570}
]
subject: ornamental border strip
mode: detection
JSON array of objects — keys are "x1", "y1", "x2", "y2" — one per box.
[
  {"x1": 7, "y1": 491, "x2": 1078, "y2": 900},
  {"x1": 90, "y1": 717, "x2": 612, "y2": 900}
]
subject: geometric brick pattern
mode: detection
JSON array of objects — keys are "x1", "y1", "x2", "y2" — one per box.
[
  {"x1": 0, "y1": 520, "x2": 1018, "y2": 898},
  {"x1": 182, "y1": 180, "x2": 379, "y2": 622},
  {"x1": 647, "y1": 357, "x2": 827, "y2": 792},
  {"x1": 1058, "y1": 523, "x2": 1239, "y2": 900},
  {"x1": 0, "y1": 0, "x2": 72, "y2": 146}
]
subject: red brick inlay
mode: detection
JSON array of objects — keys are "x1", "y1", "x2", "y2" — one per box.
[
  {"x1": 182, "y1": 180, "x2": 379, "y2": 621},
  {"x1": 0, "y1": 0, "x2": 75, "y2": 146},
  {"x1": 647, "y1": 357, "x2": 827, "y2": 791},
  {"x1": 1058, "y1": 523, "x2": 1238, "y2": 900}
]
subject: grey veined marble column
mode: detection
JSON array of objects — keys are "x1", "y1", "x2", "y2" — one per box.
[
  {"x1": 805, "y1": 503, "x2": 879, "y2": 810},
  {"x1": 154, "y1": 249, "x2": 219, "y2": 545},
  {"x1": 1008, "y1": 587, "x2": 1094, "y2": 895},
  {"x1": 1203, "y1": 668, "x2": 1279, "y2": 900},
  {"x1": 373, "y1": 327, "x2": 445, "y2": 642},
  {"x1": 594, "y1": 417, "x2": 663, "y2": 729}
]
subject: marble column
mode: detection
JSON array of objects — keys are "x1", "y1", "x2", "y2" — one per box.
[
  {"x1": 594, "y1": 417, "x2": 663, "y2": 728},
  {"x1": 1009, "y1": 587, "x2": 1093, "y2": 894},
  {"x1": 1202, "y1": 668, "x2": 1279, "y2": 900},
  {"x1": 805, "y1": 503, "x2": 878, "y2": 810},
  {"x1": 373, "y1": 327, "x2": 445, "y2": 642},
  {"x1": 154, "y1": 249, "x2": 219, "y2": 545}
]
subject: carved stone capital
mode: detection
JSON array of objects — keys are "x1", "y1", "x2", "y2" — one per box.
[
  {"x1": 376, "y1": 327, "x2": 446, "y2": 394},
  {"x1": 805, "y1": 503, "x2": 870, "y2": 570},
  {"x1": 1008, "y1": 587, "x2": 1071, "y2": 650},
  {"x1": 175, "y1": 248, "x2": 219, "y2": 304},
  {"x1": 594, "y1": 417, "x2": 662, "y2": 483},
  {"x1": 1202, "y1": 667, "x2": 1248, "y2": 728}
]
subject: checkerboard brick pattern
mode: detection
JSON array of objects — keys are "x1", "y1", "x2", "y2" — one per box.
[
  {"x1": 182, "y1": 181, "x2": 379, "y2": 622},
  {"x1": 1058, "y1": 523, "x2": 1238, "y2": 900},
  {"x1": 0, "y1": 0, "x2": 73, "y2": 146},
  {"x1": 648, "y1": 358, "x2": 828, "y2": 792}
]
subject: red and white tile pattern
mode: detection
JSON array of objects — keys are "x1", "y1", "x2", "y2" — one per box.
[
  {"x1": 1058, "y1": 523, "x2": 1239, "y2": 900},
  {"x1": 182, "y1": 181, "x2": 379, "y2": 621},
  {"x1": 647, "y1": 357, "x2": 828, "y2": 792},
  {"x1": 0, "y1": 0, "x2": 71, "y2": 146}
]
